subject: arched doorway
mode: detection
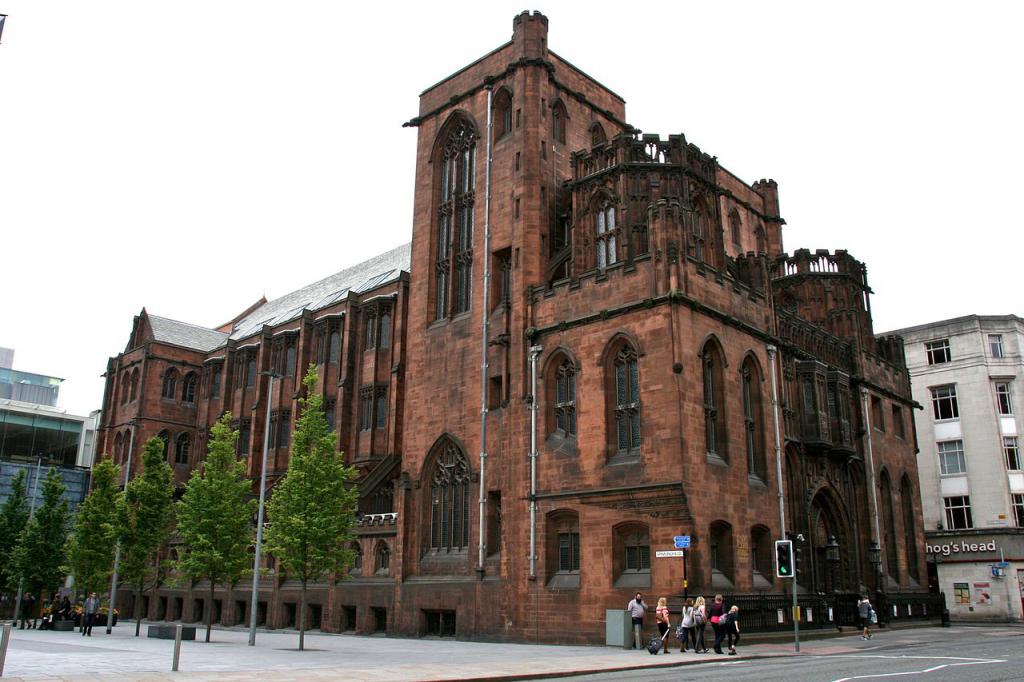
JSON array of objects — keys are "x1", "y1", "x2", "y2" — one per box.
[{"x1": 808, "y1": 488, "x2": 853, "y2": 593}]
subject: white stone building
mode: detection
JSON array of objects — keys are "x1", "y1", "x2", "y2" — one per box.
[{"x1": 887, "y1": 315, "x2": 1024, "y2": 621}]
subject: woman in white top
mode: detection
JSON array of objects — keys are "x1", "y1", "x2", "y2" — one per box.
[{"x1": 679, "y1": 598, "x2": 695, "y2": 652}]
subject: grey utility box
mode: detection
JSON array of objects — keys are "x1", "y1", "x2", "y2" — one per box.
[{"x1": 605, "y1": 609, "x2": 632, "y2": 648}]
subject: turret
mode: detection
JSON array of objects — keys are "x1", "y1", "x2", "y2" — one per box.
[{"x1": 511, "y1": 10, "x2": 548, "y2": 58}]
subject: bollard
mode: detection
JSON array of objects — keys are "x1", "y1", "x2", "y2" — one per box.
[
  {"x1": 0, "y1": 622, "x2": 12, "y2": 677},
  {"x1": 172, "y1": 623, "x2": 182, "y2": 672}
]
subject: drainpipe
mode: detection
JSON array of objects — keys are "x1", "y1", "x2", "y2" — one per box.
[
  {"x1": 860, "y1": 387, "x2": 884, "y2": 582},
  {"x1": 477, "y1": 84, "x2": 494, "y2": 577},
  {"x1": 766, "y1": 345, "x2": 786, "y2": 537},
  {"x1": 529, "y1": 345, "x2": 542, "y2": 579}
]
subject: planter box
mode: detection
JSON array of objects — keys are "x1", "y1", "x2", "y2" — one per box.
[
  {"x1": 53, "y1": 620, "x2": 76, "y2": 631},
  {"x1": 148, "y1": 624, "x2": 196, "y2": 640}
]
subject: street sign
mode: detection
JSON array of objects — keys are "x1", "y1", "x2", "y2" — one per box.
[
  {"x1": 656, "y1": 550, "x2": 686, "y2": 558},
  {"x1": 995, "y1": 561, "x2": 1010, "y2": 568},
  {"x1": 674, "y1": 535, "x2": 691, "y2": 549}
]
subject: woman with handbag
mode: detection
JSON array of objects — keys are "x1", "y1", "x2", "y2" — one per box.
[
  {"x1": 693, "y1": 595, "x2": 709, "y2": 652},
  {"x1": 678, "y1": 598, "x2": 694, "y2": 652},
  {"x1": 708, "y1": 594, "x2": 727, "y2": 654}
]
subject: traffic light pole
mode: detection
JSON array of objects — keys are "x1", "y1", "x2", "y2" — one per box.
[{"x1": 792, "y1": 573, "x2": 799, "y2": 652}]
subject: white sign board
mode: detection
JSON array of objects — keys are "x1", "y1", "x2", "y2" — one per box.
[{"x1": 655, "y1": 550, "x2": 686, "y2": 558}]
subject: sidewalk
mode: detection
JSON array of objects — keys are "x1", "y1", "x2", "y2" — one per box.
[{"x1": 0, "y1": 621, "x2": 956, "y2": 681}]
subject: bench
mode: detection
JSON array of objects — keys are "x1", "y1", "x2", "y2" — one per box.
[
  {"x1": 147, "y1": 624, "x2": 197, "y2": 640},
  {"x1": 53, "y1": 620, "x2": 76, "y2": 631}
]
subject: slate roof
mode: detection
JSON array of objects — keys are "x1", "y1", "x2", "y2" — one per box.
[
  {"x1": 148, "y1": 315, "x2": 230, "y2": 352},
  {"x1": 229, "y1": 243, "x2": 410, "y2": 340},
  {"x1": 146, "y1": 243, "x2": 410, "y2": 350}
]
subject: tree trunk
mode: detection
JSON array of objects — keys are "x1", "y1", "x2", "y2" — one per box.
[
  {"x1": 298, "y1": 580, "x2": 307, "y2": 651},
  {"x1": 206, "y1": 581, "x2": 214, "y2": 642},
  {"x1": 135, "y1": 582, "x2": 143, "y2": 637}
]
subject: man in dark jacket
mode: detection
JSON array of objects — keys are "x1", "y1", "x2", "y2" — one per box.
[
  {"x1": 83, "y1": 592, "x2": 100, "y2": 636},
  {"x1": 19, "y1": 592, "x2": 37, "y2": 629}
]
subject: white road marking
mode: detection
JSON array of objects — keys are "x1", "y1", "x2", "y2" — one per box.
[
  {"x1": 827, "y1": 654, "x2": 1008, "y2": 681},
  {"x1": 718, "y1": 660, "x2": 749, "y2": 665}
]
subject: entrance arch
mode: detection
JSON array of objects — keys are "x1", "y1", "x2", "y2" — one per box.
[{"x1": 808, "y1": 487, "x2": 854, "y2": 592}]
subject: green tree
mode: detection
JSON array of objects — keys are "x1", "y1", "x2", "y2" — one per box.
[
  {"x1": 119, "y1": 436, "x2": 175, "y2": 636},
  {"x1": 176, "y1": 412, "x2": 255, "y2": 642},
  {"x1": 12, "y1": 468, "x2": 70, "y2": 603},
  {"x1": 0, "y1": 469, "x2": 30, "y2": 593},
  {"x1": 265, "y1": 366, "x2": 359, "y2": 651},
  {"x1": 67, "y1": 459, "x2": 122, "y2": 597}
]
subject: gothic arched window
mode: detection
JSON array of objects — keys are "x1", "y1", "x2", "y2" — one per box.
[
  {"x1": 702, "y1": 341, "x2": 727, "y2": 462},
  {"x1": 880, "y1": 470, "x2": 899, "y2": 580},
  {"x1": 741, "y1": 356, "x2": 766, "y2": 479},
  {"x1": 494, "y1": 87, "x2": 512, "y2": 140},
  {"x1": 161, "y1": 369, "x2": 178, "y2": 400},
  {"x1": 328, "y1": 330, "x2": 341, "y2": 363},
  {"x1": 551, "y1": 100, "x2": 568, "y2": 145},
  {"x1": 709, "y1": 520, "x2": 735, "y2": 587},
  {"x1": 375, "y1": 541, "x2": 391, "y2": 575},
  {"x1": 590, "y1": 122, "x2": 607, "y2": 146},
  {"x1": 113, "y1": 431, "x2": 124, "y2": 464},
  {"x1": 755, "y1": 224, "x2": 766, "y2": 254},
  {"x1": 174, "y1": 433, "x2": 191, "y2": 466},
  {"x1": 595, "y1": 201, "x2": 618, "y2": 268},
  {"x1": 157, "y1": 430, "x2": 171, "y2": 462},
  {"x1": 901, "y1": 474, "x2": 920, "y2": 582},
  {"x1": 435, "y1": 116, "x2": 477, "y2": 320},
  {"x1": 691, "y1": 201, "x2": 707, "y2": 264},
  {"x1": 729, "y1": 209, "x2": 742, "y2": 247},
  {"x1": 427, "y1": 439, "x2": 471, "y2": 553},
  {"x1": 120, "y1": 372, "x2": 130, "y2": 405},
  {"x1": 181, "y1": 372, "x2": 197, "y2": 404},
  {"x1": 553, "y1": 358, "x2": 577, "y2": 438},
  {"x1": 610, "y1": 344, "x2": 640, "y2": 457},
  {"x1": 130, "y1": 368, "x2": 139, "y2": 402}
]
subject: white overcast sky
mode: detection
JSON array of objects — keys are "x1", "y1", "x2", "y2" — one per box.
[{"x1": 1, "y1": 1, "x2": 1021, "y2": 417}]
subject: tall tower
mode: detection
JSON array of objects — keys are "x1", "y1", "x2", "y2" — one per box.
[{"x1": 397, "y1": 11, "x2": 626, "y2": 635}]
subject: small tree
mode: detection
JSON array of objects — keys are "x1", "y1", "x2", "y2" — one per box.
[
  {"x1": 67, "y1": 459, "x2": 122, "y2": 597},
  {"x1": 176, "y1": 413, "x2": 255, "y2": 642},
  {"x1": 12, "y1": 468, "x2": 70, "y2": 605},
  {"x1": 0, "y1": 469, "x2": 30, "y2": 594},
  {"x1": 265, "y1": 366, "x2": 359, "y2": 651},
  {"x1": 119, "y1": 437, "x2": 175, "y2": 636}
]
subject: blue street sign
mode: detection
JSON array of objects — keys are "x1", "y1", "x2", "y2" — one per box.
[{"x1": 674, "y1": 535, "x2": 691, "y2": 549}]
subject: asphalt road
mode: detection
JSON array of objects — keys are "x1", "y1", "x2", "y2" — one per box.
[{"x1": 564, "y1": 626, "x2": 1024, "y2": 682}]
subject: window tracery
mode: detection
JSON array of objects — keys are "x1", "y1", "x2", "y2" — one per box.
[
  {"x1": 435, "y1": 117, "x2": 477, "y2": 320},
  {"x1": 427, "y1": 439, "x2": 471, "y2": 553}
]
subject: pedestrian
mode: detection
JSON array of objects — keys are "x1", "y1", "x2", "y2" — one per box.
[
  {"x1": 627, "y1": 592, "x2": 646, "y2": 650},
  {"x1": 19, "y1": 592, "x2": 36, "y2": 630},
  {"x1": 655, "y1": 597, "x2": 671, "y2": 654},
  {"x1": 60, "y1": 595, "x2": 72, "y2": 621},
  {"x1": 723, "y1": 605, "x2": 740, "y2": 655},
  {"x1": 679, "y1": 598, "x2": 695, "y2": 652},
  {"x1": 40, "y1": 595, "x2": 60, "y2": 630},
  {"x1": 83, "y1": 592, "x2": 100, "y2": 637},
  {"x1": 858, "y1": 595, "x2": 874, "y2": 639},
  {"x1": 693, "y1": 596, "x2": 709, "y2": 652},
  {"x1": 709, "y1": 593, "x2": 726, "y2": 654}
]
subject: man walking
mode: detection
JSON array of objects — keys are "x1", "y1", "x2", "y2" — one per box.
[
  {"x1": 83, "y1": 592, "x2": 100, "y2": 636},
  {"x1": 858, "y1": 595, "x2": 874, "y2": 640},
  {"x1": 627, "y1": 592, "x2": 646, "y2": 650},
  {"x1": 19, "y1": 592, "x2": 36, "y2": 629}
]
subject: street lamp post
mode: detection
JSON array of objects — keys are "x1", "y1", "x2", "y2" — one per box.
[
  {"x1": 826, "y1": 535, "x2": 840, "y2": 593},
  {"x1": 868, "y1": 540, "x2": 883, "y2": 625},
  {"x1": 249, "y1": 371, "x2": 280, "y2": 646},
  {"x1": 106, "y1": 419, "x2": 137, "y2": 635}
]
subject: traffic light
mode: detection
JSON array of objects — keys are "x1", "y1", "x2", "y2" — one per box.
[{"x1": 775, "y1": 539, "x2": 794, "y2": 578}]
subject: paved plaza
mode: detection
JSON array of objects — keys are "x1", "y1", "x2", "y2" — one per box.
[{"x1": 0, "y1": 622, "x2": 1020, "y2": 681}]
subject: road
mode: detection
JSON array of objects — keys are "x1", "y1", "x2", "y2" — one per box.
[{"x1": 564, "y1": 625, "x2": 1024, "y2": 682}]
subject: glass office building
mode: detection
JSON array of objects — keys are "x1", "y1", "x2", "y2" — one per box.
[{"x1": 0, "y1": 407, "x2": 84, "y2": 468}]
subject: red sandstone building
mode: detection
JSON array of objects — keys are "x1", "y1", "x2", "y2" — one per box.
[{"x1": 98, "y1": 13, "x2": 932, "y2": 641}]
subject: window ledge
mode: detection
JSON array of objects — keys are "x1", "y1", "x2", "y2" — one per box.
[
  {"x1": 747, "y1": 474, "x2": 767, "y2": 489},
  {"x1": 706, "y1": 452, "x2": 728, "y2": 467},
  {"x1": 613, "y1": 572, "x2": 650, "y2": 589},
  {"x1": 546, "y1": 573, "x2": 580, "y2": 590},
  {"x1": 608, "y1": 452, "x2": 641, "y2": 467}
]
